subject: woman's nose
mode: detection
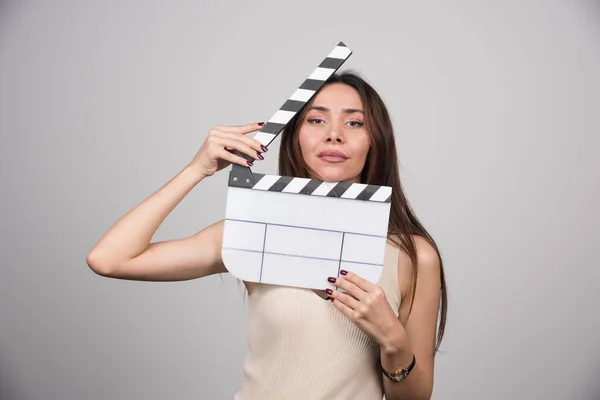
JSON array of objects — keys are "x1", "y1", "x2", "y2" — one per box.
[{"x1": 326, "y1": 123, "x2": 344, "y2": 143}]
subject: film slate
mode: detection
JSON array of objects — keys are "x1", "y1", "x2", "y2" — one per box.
[{"x1": 221, "y1": 42, "x2": 393, "y2": 291}]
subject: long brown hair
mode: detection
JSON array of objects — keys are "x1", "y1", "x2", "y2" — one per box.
[{"x1": 278, "y1": 70, "x2": 448, "y2": 351}]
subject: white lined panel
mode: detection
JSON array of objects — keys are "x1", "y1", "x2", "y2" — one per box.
[
  {"x1": 264, "y1": 224, "x2": 343, "y2": 260},
  {"x1": 224, "y1": 187, "x2": 391, "y2": 236},
  {"x1": 289, "y1": 88, "x2": 316, "y2": 102},
  {"x1": 222, "y1": 219, "x2": 266, "y2": 252},
  {"x1": 341, "y1": 234, "x2": 387, "y2": 265},
  {"x1": 260, "y1": 253, "x2": 339, "y2": 290},
  {"x1": 328, "y1": 46, "x2": 352, "y2": 59},
  {"x1": 221, "y1": 249, "x2": 263, "y2": 282},
  {"x1": 308, "y1": 67, "x2": 336, "y2": 81},
  {"x1": 269, "y1": 109, "x2": 297, "y2": 124},
  {"x1": 369, "y1": 186, "x2": 392, "y2": 202}
]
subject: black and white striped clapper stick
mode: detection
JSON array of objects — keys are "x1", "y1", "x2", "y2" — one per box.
[
  {"x1": 254, "y1": 41, "x2": 353, "y2": 149},
  {"x1": 222, "y1": 42, "x2": 393, "y2": 291}
]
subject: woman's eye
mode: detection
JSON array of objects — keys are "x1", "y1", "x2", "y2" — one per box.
[
  {"x1": 306, "y1": 119, "x2": 363, "y2": 127},
  {"x1": 347, "y1": 121, "x2": 364, "y2": 127}
]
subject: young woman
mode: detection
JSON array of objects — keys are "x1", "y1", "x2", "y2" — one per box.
[{"x1": 86, "y1": 71, "x2": 448, "y2": 400}]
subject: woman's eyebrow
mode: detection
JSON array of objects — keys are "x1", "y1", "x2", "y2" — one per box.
[{"x1": 309, "y1": 106, "x2": 364, "y2": 114}]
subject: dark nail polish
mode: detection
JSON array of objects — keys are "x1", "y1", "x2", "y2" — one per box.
[
  {"x1": 258, "y1": 122, "x2": 265, "y2": 126},
  {"x1": 261, "y1": 145, "x2": 268, "y2": 152},
  {"x1": 325, "y1": 289, "x2": 333, "y2": 295},
  {"x1": 257, "y1": 153, "x2": 264, "y2": 160},
  {"x1": 327, "y1": 277, "x2": 336, "y2": 283},
  {"x1": 340, "y1": 270, "x2": 348, "y2": 276},
  {"x1": 247, "y1": 160, "x2": 253, "y2": 166},
  {"x1": 329, "y1": 297, "x2": 334, "y2": 302}
]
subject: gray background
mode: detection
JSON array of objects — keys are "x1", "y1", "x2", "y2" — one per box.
[{"x1": 1, "y1": 1, "x2": 599, "y2": 399}]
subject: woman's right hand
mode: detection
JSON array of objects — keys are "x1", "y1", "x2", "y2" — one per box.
[{"x1": 187, "y1": 122, "x2": 267, "y2": 178}]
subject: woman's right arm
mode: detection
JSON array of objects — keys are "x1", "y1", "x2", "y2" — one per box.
[{"x1": 85, "y1": 122, "x2": 266, "y2": 282}]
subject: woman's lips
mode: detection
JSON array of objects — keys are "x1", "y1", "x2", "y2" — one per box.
[{"x1": 318, "y1": 151, "x2": 348, "y2": 163}]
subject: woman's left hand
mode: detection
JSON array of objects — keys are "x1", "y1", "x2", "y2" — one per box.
[{"x1": 326, "y1": 270, "x2": 406, "y2": 351}]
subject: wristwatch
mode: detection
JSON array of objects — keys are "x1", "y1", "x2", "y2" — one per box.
[{"x1": 380, "y1": 355, "x2": 416, "y2": 382}]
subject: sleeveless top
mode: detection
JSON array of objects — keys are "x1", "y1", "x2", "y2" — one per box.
[{"x1": 234, "y1": 239, "x2": 402, "y2": 400}]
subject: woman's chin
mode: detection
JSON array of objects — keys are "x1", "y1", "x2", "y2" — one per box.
[{"x1": 311, "y1": 167, "x2": 360, "y2": 184}]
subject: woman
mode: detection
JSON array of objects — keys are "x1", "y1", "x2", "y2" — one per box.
[{"x1": 86, "y1": 71, "x2": 448, "y2": 400}]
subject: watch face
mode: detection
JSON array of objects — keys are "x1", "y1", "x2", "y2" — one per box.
[{"x1": 391, "y1": 369, "x2": 407, "y2": 381}]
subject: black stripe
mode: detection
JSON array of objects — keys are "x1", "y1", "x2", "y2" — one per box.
[
  {"x1": 279, "y1": 99, "x2": 306, "y2": 113},
  {"x1": 319, "y1": 57, "x2": 346, "y2": 70},
  {"x1": 252, "y1": 173, "x2": 265, "y2": 187},
  {"x1": 299, "y1": 179, "x2": 322, "y2": 195},
  {"x1": 268, "y1": 176, "x2": 294, "y2": 192},
  {"x1": 326, "y1": 182, "x2": 352, "y2": 198},
  {"x1": 355, "y1": 185, "x2": 380, "y2": 201},
  {"x1": 238, "y1": 151, "x2": 254, "y2": 162},
  {"x1": 259, "y1": 121, "x2": 286, "y2": 135},
  {"x1": 299, "y1": 79, "x2": 327, "y2": 91}
]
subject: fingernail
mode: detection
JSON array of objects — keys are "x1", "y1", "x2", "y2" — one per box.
[
  {"x1": 257, "y1": 153, "x2": 264, "y2": 160},
  {"x1": 247, "y1": 161, "x2": 253, "y2": 166},
  {"x1": 261, "y1": 145, "x2": 268, "y2": 152},
  {"x1": 327, "y1": 277, "x2": 336, "y2": 283},
  {"x1": 329, "y1": 297, "x2": 334, "y2": 302},
  {"x1": 325, "y1": 289, "x2": 333, "y2": 295},
  {"x1": 340, "y1": 270, "x2": 348, "y2": 276},
  {"x1": 258, "y1": 122, "x2": 265, "y2": 126}
]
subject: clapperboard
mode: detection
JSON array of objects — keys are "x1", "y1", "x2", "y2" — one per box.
[{"x1": 221, "y1": 42, "x2": 393, "y2": 291}]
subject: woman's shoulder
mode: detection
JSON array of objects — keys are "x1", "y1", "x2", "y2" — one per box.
[
  {"x1": 387, "y1": 234, "x2": 440, "y2": 266},
  {"x1": 387, "y1": 234, "x2": 441, "y2": 292}
]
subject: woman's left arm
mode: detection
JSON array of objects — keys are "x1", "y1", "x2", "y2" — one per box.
[{"x1": 327, "y1": 239, "x2": 442, "y2": 400}]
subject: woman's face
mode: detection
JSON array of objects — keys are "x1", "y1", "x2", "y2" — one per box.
[{"x1": 298, "y1": 83, "x2": 370, "y2": 183}]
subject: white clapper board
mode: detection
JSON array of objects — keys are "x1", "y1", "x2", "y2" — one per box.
[{"x1": 221, "y1": 42, "x2": 393, "y2": 291}]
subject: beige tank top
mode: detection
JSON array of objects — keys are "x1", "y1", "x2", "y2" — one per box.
[{"x1": 234, "y1": 239, "x2": 402, "y2": 400}]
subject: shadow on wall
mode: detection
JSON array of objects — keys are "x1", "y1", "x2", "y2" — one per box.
[
  {"x1": 0, "y1": 0, "x2": 16, "y2": 20},
  {"x1": 591, "y1": 0, "x2": 600, "y2": 18},
  {"x1": 0, "y1": 0, "x2": 18, "y2": 44},
  {"x1": 0, "y1": 363, "x2": 21, "y2": 400},
  {"x1": 583, "y1": 362, "x2": 600, "y2": 400}
]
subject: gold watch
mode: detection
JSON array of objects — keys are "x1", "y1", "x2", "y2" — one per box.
[{"x1": 380, "y1": 355, "x2": 416, "y2": 382}]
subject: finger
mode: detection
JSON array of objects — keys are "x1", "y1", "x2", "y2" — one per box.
[
  {"x1": 217, "y1": 147, "x2": 254, "y2": 167},
  {"x1": 235, "y1": 132, "x2": 269, "y2": 154},
  {"x1": 329, "y1": 295, "x2": 355, "y2": 317},
  {"x1": 339, "y1": 270, "x2": 378, "y2": 293},
  {"x1": 211, "y1": 130, "x2": 267, "y2": 156},
  {"x1": 213, "y1": 122, "x2": 264, "y2": 135},
  {"x1": 329, "y1": 275, "x2": 365, "y2": 301},
  {"x1": 326, "y1": 288, "x2": 360, "y2": 310},
  {"x1": 210, "y1": 136, "x2": 263, "y2": 161}
]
